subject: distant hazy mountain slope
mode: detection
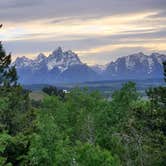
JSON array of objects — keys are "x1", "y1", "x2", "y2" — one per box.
[
  {"x1": 91, "y1": 65, "x2": 107, "y2": 74},
  {"x1": 14, "y1": 50, "x2": 166, "y2": 84},
  {"x1": 103, "y1": 52, "x2": 166, "y2": 80},
  {"x1": 14, "y1": 47, "x2": 98, "y2": 84}
]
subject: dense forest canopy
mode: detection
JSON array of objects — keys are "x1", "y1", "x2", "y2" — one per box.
[{"x1": 0, "y1": 25, "x2": 166, "y2": 166}]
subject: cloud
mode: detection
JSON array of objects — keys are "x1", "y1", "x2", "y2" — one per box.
[
  {"x1": 2, "y1": 11, "x2": 164, "y2": 41},
  {"x1": 0, "y1": 0, "x2": 166, "y2": 22},
  {"x1": 0, "y1": 0, "x2": 166, "y2": 65},
  {"x1": 0, "y1": 0, "x2": 43, "y2": 8}
]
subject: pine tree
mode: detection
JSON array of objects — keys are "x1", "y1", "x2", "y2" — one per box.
[
  {"x1": 163, "y1": 61, "x2": 166, "y2": 82},
  {"x1": 0, "y1": 25, "x2": 17, "y2": 86}
]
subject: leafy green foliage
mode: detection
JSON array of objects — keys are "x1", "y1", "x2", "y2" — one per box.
[
  {"x1": 74, "y1": 142, "x2": 121, "y2": 166},
  {"x1": 0, "y1": 86, "x2": 34, "y2": 135},
  {"x1": 28, "y1": 95, "x2": 120, "y2": 165},
  {"x1": 0, "y1": 132, "x2": 12, "y2": 165},
  {"x1": 0, "y1": 43, "x2": 17, "y2": 87},
  {"x1": 0, "y1": 33, "x2": 166, "y2": 165},
  {"x1": 0, "y1": 38, "x2": 35, "y2": 165},
  {"x1": 42, "y1": 86, "x2": 65, "y2": 100}
]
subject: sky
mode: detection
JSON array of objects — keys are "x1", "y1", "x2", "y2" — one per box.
[{"x1": 0, "y1": 0, "x2": 166, "y2": 65}]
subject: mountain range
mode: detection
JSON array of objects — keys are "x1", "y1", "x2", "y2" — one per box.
[
  {"x1": 14, "y1": 47, "x2": 98, "y2": 84},
  {"x1": 13, "y1": 47, "x2": 166, "y2": 84}
]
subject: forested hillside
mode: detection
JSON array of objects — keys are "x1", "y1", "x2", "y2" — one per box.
[{"x1": 1, "y1": 26, "x2": 166, "y2": 165}]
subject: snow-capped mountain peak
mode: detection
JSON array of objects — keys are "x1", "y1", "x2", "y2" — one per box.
[
  {"x1": 13, "y1": 50, "x2": 166, "y2": 84},
  {"x1": 104, "y1": 52, "x2": 166, "y2": 79},
  {"x1": 36, "y1": 53, "x2": 46, "y2": 62},
  {"x1": 46, "y1": 48, "x2": 82, "y2": 71},
  {"x1": 53, "y1": 46, "x2": 63, "y2": 54},
  {"x1": 14, "y1": 56, "x2": 33, "y2": 68},
  {"x1": 14, "y1": 47, "x2": 82, "y2": 72},
  {"x1": 13, "y1": 47, "x2": 98, "y2": 84}
]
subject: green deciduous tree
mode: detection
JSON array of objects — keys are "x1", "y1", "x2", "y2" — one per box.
[
  {"x1": 29, "y1": 95, "x2": 121, "y2": 166},
  {"x1": 74, "y1": 142, "x2": 121, "y2": 166}
]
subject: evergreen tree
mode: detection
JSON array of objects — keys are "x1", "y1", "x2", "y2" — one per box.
[
  {"x1": 0, "y1": 25, "x2": 17, "y2": 87},
  {"x1": 42, "y1": 86, "x2": 58, "y2": 96},
  {"x1": 163, "y1": 61, "x2": 166, "y2": 82}
]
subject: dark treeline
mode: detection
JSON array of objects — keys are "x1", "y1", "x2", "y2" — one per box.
[{"x1": 0, "y1": 26, "x2": 166, "y2": 166}]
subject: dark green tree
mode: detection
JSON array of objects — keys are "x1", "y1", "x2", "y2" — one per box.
[
  {"x1": 0, "y1": 44, "x2": 17, "y2": 87},
  {"x1": 42, "y1": 86, "x2": 65, "y2": 100},
  {"x1": 42, "y1": 86, "x2": 58, "y2": 96},
  {"x1": 0, "y1": 25, "x2": 36, "y2": 165},
  {"x1": 143, "y1": 61, "x2": 166, "y2": 165},
  {"x1": 163, "y1": 61, "x2": 166, "y2": 82}
]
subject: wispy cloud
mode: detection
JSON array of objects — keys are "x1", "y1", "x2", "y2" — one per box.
[
  {"x1": 0, "y1": 0, "x2": 166, "y2": 65},
  {"x1": 1, "y1": 11, "x2": 161, "y2": 41}
]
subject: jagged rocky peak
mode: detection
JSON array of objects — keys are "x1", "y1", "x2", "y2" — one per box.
[
  {"x1": 36, "y1": 53, "x2": 46, "y2": 61},
  {"x1": 46, "y1": 47, "x2": 82, "y2": 71},
  {"x1": 104, "y1": 52, "x2": 166, "y2": 79},
  {"x1": 13, "y1": 47, "x2": 83, "y2": 72},
  {"x1": 49, "y1": 47, "x2": 80, "y2": 61},
  {"x1": 15, "y1": 56, "x2": 30, "y2": 61},
  {"x1": 13, "y1": 50, "x2": 166, "y2": 84},
  {"x1": 150, "y1": 52, "x2": 166, "y2": 60},
  {"x1": 125, "y1": 52, "x2": 146, "y2": 61},
  {"x1": 49, "y1": 47, "x2": 63, "y2": 59},
  {"x1": 64, "y1": 50, "x2": 81, "y2": 63},
  {"x1": 151, "y1": 52, "x2": 162, "y2": 57},
  {"x1": 53, "y1": 46, "x2": 63, "y2": 54},
  {"x1": 14, "y1": 56, "x2": 32, "y2": 68},
  {"x1": 134, "y1": 52, "x2": 144, "y2": 56}
]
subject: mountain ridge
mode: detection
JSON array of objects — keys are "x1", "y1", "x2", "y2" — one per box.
[
  {"x1": 13, "y1": 47, "x2": 98, "y2": 84},
  {"x1": 103, "y1": 52, "x2": 166, "y2": 80},
  {"x1": 13, "y1": 48, "x2": 166, "y2": 84}
]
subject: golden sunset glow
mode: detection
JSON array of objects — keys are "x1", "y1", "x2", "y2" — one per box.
[{"x1": 1, "y1": 11, "x2": 162, "y2": 41}]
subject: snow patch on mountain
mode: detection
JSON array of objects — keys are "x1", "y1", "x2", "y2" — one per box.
[
  {"x1": 13, "y1": 50, "x2": 166, "y2": 84},
  {"x1": 147, "y1": 57, "x2": 154, "y2": 74},
  {"x1": 14, "y1": 47, "x2": 82, "y2": 73},
  {"x1": 125, "y1": 56, "x2": 136, "y2": 70},
  {"x1": 46, "y1": 47, "x2": 81, "y2": 72},
  {"x1": 14, "y1": 56, "x2": 33, "y2": 68},
  {"x1": 91, "y1": 64, "x2": 107, "y2": 74},
  {"x1": 104, "y1": 52, "x2": 166, "y2": 79},
  {"x1": 36, "y1": 53, "x2": 46, "y2": 63}
]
